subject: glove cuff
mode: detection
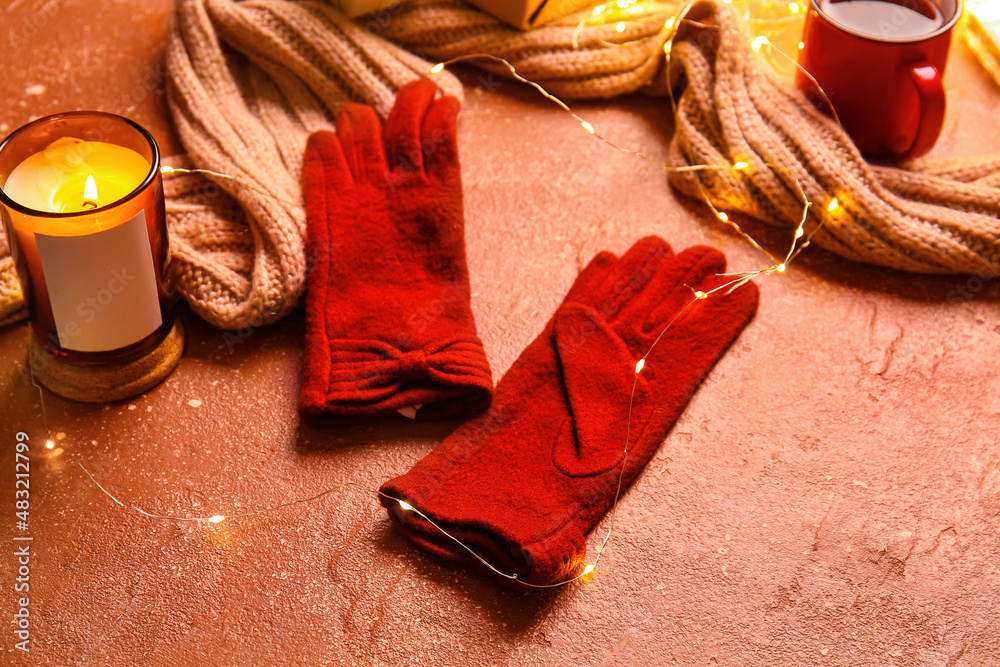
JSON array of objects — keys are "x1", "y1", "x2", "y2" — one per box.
[
  {"x1": 299, "y1": 336, "x2": 493, "y2": 419},
  {"x1": 379, "y1": 481, "x2": 589, "y2": 588}
]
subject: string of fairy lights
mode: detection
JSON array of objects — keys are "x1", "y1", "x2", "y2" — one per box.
[{"x1": 28, "y1": 0, "x2": 842, "y2": 588}]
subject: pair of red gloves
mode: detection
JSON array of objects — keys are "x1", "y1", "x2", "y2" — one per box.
[{"x1": 300, "y1": 80, "x2": 759, "y2": 587}]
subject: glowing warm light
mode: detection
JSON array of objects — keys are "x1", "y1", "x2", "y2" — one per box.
[
  {"x1": 827, "y1": 198, "x2": 839, "y2": 212},
  {"x1": 776, "y1": 263, "x2": 787, "y2": 273},
  {"x1": 45, "y1": 440, "x2": 55, "y2": 449},
  {"x1": 635, "y1": 358, "x2": 645, "y2": 374},
  {"x1": 798, "y1": 41, "x2": 805, "y2": 50},
  {"x1": 593, "y1": 4, "x2": 606, "y2": 15},
  {"x1": 694, "y1": 290, "x2": 707, "y2": 299},
  {"x1": 581, "y1": 121, "x2": 595, "y2": 134},
  {"x1": 795, "y1": 228, "x2": 804, "y2": 239},
  {"x1": 399, "y1": 500, "x2": 414, "y2": 511},
  {"x1": 789, "y1": 2, "x2": 801, "y2": 13},
  {"x1": 615, "y1": 21, "x2": 625, "y2": 32},
  {"x1": 665, "y1": 17, "x2": 675, "y2": 30},
  {"x1": 583, "y1": 564, "x2": 595, "y2": 575},
  {"x1": 733, "y1": 160, "x2": 749, "y2": 170},
  {"x1": 617, "y1": 0, "x2": 628, "y2": 8},
  {"x1": 160, "y1": 165, "x2": 175, "y2": 174},
  {"x1": 207, "y1": 515, "x2": 225, "y2": 523},
  {"x1": 83, "y1": 174, "x2": 98, "y2": 202},
  {"x1": 717, "y1": 212, "x2": 729, "y2": 222},
  {"x1": 430, "y1": 63, "x2": 444, "y2": 74},
  {"x1": 751, "y1": 36, "x2": 770, "y2": 51},
  {"x1": 664, "y1": 41, "x2": 673, "y2": 54}
]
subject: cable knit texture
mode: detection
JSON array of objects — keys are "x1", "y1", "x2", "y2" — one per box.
[{"x1": 1, "y1": 0, "x2": 998, "y2": 329}]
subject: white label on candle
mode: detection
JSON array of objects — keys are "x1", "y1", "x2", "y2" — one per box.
[{"x1": 35, "y1": 211, "x2": 162, "y2": 352}]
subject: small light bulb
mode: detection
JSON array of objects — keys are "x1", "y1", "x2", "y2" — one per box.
[
  {"x1": 615, "y1": 21, "x2": 625, "y2": 32},
  {"x1": 593, "y1": 4, "x2": 606, "y2": 15},
  {"x1": 399, "y1": 500, "x2": 414, "y2": 511},
  {"x1": 581, "y1": 121, "x2": 595, "y2": 134},
  {"x1": 45, "y1": 440, "x2": 55, "y2": 449},
  {"x1": 798, "y1": 41, "x2": 805, "y2": 50},
  {"x1": 789, "y1": 2, "x2": 800, "y2": 13},
  {"x1": 717, "y1": 212, "x2": 729, "y2": 222},
  {"x1": 617, "y1": 0, "x2": 628, "y2": 8},
  {"x1": 160, "y1": 165, "x2": 175, "y2": 174},
  {"x1": 430, "y1": 63, "x2": 444, "y2": 74},
  {"x1": 776, "y1": 263, "x2": 787, "y2": 273},
  {"x1": 207, "y1": 515, "x2": 225, "y2": 523},
  {"x1": 694, "y1": 290, "x2": 707, "y2": 299},
  {"x1": 751, "y1": 36, "x2": 769, "y2": 51},
  {"x1": 827, "y1": 198, "x2": 839, "y2": 212},
  {"x1": 665, "y1": 17, "x2": 675, "y2": 30},
  {"x1": 663, "y1": 41, "x2": 673, "y2": 54},
  {"x1": 733, "y1": 160, "x2": 749, "y2": 170},
  {"x1": 583, "y1": 564, "x2": 595, "y2": 575},
  {"x1": 635, "y1": 358, "x2": 645, "y2": 374},
  {"x1": 794, "y1": 228, "x2": 804, "y2": 239}
]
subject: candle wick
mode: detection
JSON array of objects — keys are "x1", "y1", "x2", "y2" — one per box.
[{"x1": 82, "y1": 201, "x2": 98, "y2": 210}]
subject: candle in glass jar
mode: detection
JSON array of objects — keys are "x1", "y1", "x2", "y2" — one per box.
[
  {"x1": 2, "y1": 136, "x2": 164, "y2": 353},
  {"x1": 0, "y1": 111, "x2": 179, "y2": 402}
]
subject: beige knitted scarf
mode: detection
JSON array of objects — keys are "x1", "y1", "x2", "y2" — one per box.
[{"x1": 1, "y1": 0, "x2": 997, "y2": 331}]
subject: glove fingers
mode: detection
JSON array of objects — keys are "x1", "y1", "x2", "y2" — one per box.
[
  {"x1": 640, "y1": 274, "x2": 758, "y2": 388},
  {"x1": 421, "y1": 94, "x2": 461, "y2": 176},
  {"x1": 588, "y1": 236, "x2": 674, "y2": 318},
  {"x1": 637, "y1": 246, "x2": 728, "y2": 336},
  {"x1": 335, "y1": 102, "x2": 389, "y2": 183},
  {"x1": 563, "y1": 250, "x2": 619, "y2": 305},
  {"x1": 676, "y1": 271, "x2": 760, "y2": 337},
  {"x1": 384, "y1": 79, "x2": 437, "y2": 173},
  {"x1": 304, "y1": 130, "x2": 354, "y2": 193}
]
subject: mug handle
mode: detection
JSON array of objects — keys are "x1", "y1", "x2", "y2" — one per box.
[{"x1": 901, "y1": 64, "x2": 946, "y2": 160}]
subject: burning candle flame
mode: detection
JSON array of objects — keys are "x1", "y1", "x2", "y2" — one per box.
[{"x1": 83, "y1": 174, "x2": 98, "y2": 205}]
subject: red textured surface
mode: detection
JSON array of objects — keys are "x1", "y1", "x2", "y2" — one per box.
[{"x1": 2, "y1": 1, "x2": 999, "y2": 665}]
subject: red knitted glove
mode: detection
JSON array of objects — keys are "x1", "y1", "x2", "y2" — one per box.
[
  {"x1": 380, "y1": 237, "x2": 759, "y2": 586},
  {"x1": 299, "y1": 80, "x2": 492, "y2": 419}
]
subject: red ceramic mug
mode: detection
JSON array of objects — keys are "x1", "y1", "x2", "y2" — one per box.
[{"x1": 796, "y1": 0, "x2": 962, "y2": 159}]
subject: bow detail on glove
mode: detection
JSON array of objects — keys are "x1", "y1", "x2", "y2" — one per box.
[{"x1": 320, "y1": 338, "x2": 493, "y2": 413}]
